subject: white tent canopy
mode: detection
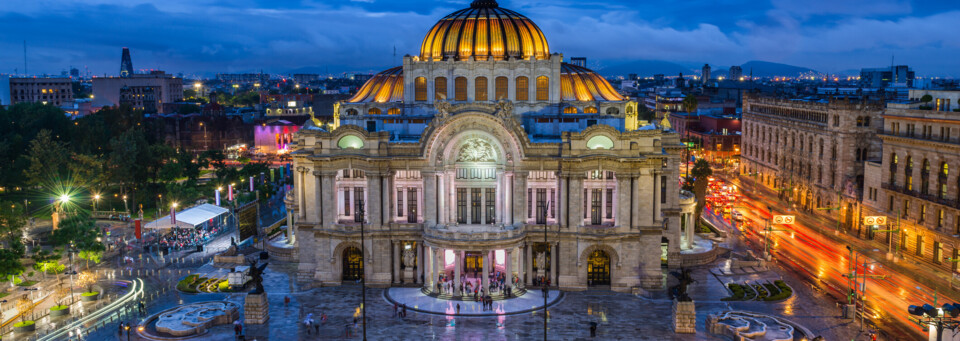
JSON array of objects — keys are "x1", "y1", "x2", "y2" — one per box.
[{"x1": 146, "y1": 204, "x2": 229, "y2": 230}]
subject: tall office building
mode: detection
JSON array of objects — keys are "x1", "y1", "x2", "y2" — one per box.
[
  {"x1": 701, "y1": 64, "x2": 711, "y2": 85},
  {"x1": 729, "y1": 66, "x2": 742, "y2": 81},
  {"x1": 120, "y1": 48, "x2": 134, "y2": 78},
  {"x1": 860, "y1": 65, "x2": 914, "y2": 88}
]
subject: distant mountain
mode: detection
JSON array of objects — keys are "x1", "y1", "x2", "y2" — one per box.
[
  {"x1": 740, "y1": 61, "x2": 816, "y2": 77},
  {"x1": 597, "y1": 60, "x2": 694, "y2": 77}
]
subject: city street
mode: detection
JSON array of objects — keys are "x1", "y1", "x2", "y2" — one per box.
[{"x1": 723, "y1": 171, "x2": 952, "y2": 339}]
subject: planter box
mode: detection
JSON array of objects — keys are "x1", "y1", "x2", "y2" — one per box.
[
  {"x1": 81, "y1": 293, "x2": 100, "y2": 302},
  {"x1": 50, "y1": 306, "x2": 71, "y2": 316},
  {"x1": 14, "y1": 321, "x2": 36, "y2": 332}
]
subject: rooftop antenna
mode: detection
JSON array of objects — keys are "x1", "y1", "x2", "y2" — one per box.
[{"x1": 23, "y1": 40, "x2": 27, "y2": 76}]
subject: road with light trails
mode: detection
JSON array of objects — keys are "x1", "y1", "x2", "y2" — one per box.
[
  {"x1": 39, "y1": 278, "x2": 145, "y2": 341},
  {"x1": 714, "y1": 173, "x2": 958, "y2": 340}
]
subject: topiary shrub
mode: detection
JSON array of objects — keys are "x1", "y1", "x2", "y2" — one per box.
[
  {"x1": 721, "y1": 283, "x2": 746, "y2": 301},
  {"x1": 764, "y1": 280, "x2": 793, "y2": 301}
]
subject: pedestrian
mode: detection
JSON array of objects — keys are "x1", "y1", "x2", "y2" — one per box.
[
  {"x1": 590, "y1": 322, "x2": 597, "y2": 337},
  {"x1": 345, "y1": 323, "x2": 353, "y2": 337},
  {"x1": 118, "y1": 321, "x2": 124, "y2": 336},
  {"x1": 284, "y1": 296, "x2": 290, "y2": 307},
  {"x1": 305, "y1": 319, "x2": 312, "y2": 335},
  {"x1": 314, "y1": 319, "x2": 320, "y2": 335},
  {"x1": 401, "y1": 304, "x2": 407, "y2": 318},
  {"x1": 394, "y1": 303, "x2": 398, "y2": 317},
  {"x1": 456, "y1": 303, "x2": 460, "y2": 315},
  {"x1": 234, "y1": 320, "x2": 242, "y2": 337}
]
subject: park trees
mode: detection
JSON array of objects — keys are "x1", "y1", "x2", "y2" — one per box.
[{"x1": 689, "y1": 159, "x2": 713, "y2": 229}]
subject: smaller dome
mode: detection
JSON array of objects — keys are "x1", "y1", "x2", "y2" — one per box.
[
  {"x1": 346, "y1": 66, "x2": 403, "y2": 103},
  {"x1": 560, "y1": 63, "x2": 624, "y2": 102}
]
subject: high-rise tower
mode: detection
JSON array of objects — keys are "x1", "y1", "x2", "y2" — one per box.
[{"x1": 120, "y1": 47, "x2": 133, "y2": 78}]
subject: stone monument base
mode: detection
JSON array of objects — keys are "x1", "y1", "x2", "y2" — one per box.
[
  {"x1": 673, "y1": 300, "x2": 696, "y2": 334},
  {"x1": 244, "y1": 292, "x2": 269, "y2": 325},
  {"x1": 403, "y1": 268, "x2": 415, "y2": 284}
]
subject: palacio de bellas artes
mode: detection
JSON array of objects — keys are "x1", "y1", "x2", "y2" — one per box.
[{"x1": 286, "y1": 0, "x2": 697, "y2": 295}]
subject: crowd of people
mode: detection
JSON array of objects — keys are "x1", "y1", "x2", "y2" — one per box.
[
  {"x1": 434, "y1": 270, "x2": 522, "y2": 298},
  {"x1": 158, "y1": 225, "x2": 224, "y2": 250}
]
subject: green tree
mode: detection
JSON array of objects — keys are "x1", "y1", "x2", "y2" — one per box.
[
  {"x1": 22, "y1": 129, "x2": 70, "y2": 186},
  {"x1": 682, "y1": 95, "x2": 699, "y2": 113},
  {"x1": 50, "y1": 212, "x2": 103, "y2": 269},
  {"x1": 69, "y1": 153, "x2": 110, "y2": 191},
  {"x1": 690, "y1": 159, "x2": 713, "y2": 229},
  {"x1": 0, "y1": 202, "x2": 27, "y2": 257},
  {"x1": 0, "y1": 249, "x2": 25, "y2": 283},
  {"x1": 31, "y1": 249, "x2": 63, "y2": 277},
  {"x1": 203, "y1": 150, "x2": 229, "y2": 181},
  {"x1": 920, "y1": 94, "x2": 933, "y2": 103}
]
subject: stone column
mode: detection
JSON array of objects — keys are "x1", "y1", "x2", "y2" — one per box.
[
  {"x1": 285, "y1": 211, "x2": 295, "y2": 244},
  {"x1": 320, "y1": 171, "x2": 338, "y2": 225},
  {"x1": 505, "y1": 249, "x2": 512, "y2": 290},
  {"x1": 525, "y1": 244, "x2": 533, "y2": 285},
  {"x1": 426, "y1": 246, "x2": 434, "y2": 289},
  {"x1": 512, "y1": 171, "x2": 528, "y2": 225},
  {"x1": 569, "y1": 174, "x2": 584, "y2": 229},
  {"x1": 496, "y1": 170, "x2": 504, "y2": 224},
  {"x1": 617, "y1": 175, "x2": 631, "y2": 229},
  {"x1": 312, "y1": 170, "x2": 323, "y2": 223},
  {"x1": 434, "y1": 247, "x2": 442, "y2": 291},
  {"x1": 393, "y1": 241, "x2": 401, "y2": 284},
  {"x1": 297, "y1": 167, "x2": 306, "y2": 219},
  {"x1": 454, "y1": 250, "x2": 463, "y2": 296},
  {"x1": 480, "y1": 187, "x2": 486, "y2": 224},
  {"x1": 504, "y1": 172, "x2": 513, "y2": 226},
  {"x1": 423, "y1": 171, "x2": 437, "y2": 226},
  {"x1": 653, "y1": 171, "x2": 661, "y2": 221},
  {"x1": 635, "y1": 174, "x2": 648, "y2": 227},
  {"x1": 438, "y1": 172, "x2": 446, "y2": 225},
  {"x1": 550, "y1": 243, "x2": 558, "y2": 286},
  {"x1": 482, "y1": 250, "x2": 490, "y2": 294},
  {"x1": 366, "y1": 173, "x2": 382, "y2": 228},
  {"x1": 382, "y1": 172, "x2": 392, "y2": 225},
  {"x1": 416, "y1": 242, "x2": 424, "y2": 284},
  {"x1": 559, "y1": 174, "x2": 568, "y2": 228}
]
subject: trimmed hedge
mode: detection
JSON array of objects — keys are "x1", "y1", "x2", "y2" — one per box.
[
  {"x1": 721, "y1": 283, "x2": 746, "y2": 301},
  {"x1": 81, "y1": 291, "x2": 99, "y2": 297},
  {"x1": 14, "y1": 320, "x2": 35, "y2": 327},
  {"x1": 764, "y1": 280, "x2": 793, "y2": 301},
  {"x1": 50, "y1": 305, "x2": 69, "y2": 311},
  {"x1": 753, "y1": 284, "x2": 768, "y2": 299},
  {"x1": 177, "y1": 275, "x2": 200, "y2": 293}
]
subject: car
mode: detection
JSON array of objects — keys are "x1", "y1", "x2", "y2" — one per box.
[{"x1": 732, "y1": 211, "x2": 744, "y2": 221}]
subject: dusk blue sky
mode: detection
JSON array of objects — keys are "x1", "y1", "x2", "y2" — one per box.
[{"x1": 1, "y1": 0, "x2": 958, "y2": 77}]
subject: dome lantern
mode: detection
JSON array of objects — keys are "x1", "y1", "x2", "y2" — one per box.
[{"x1": 470, "y1": 0, "x2": 499, "y2": 8}]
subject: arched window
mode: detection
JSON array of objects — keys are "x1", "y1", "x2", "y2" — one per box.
[
  {"x1": 368, "y1": 108, "x2": 381, "y2": 115},
  {"x1": 536, "y1": 76, "x2": 549, "y2": 101},
  {"x1": 855, "y1": 148, "x2": 862, "y2": 161},
  {"x1": 434, "y1": 77, "x2": 447, "y2": 100},
  {"x1": 475, "y1": 76, "x2": 488, "y2": 101},
  {"x1": 584, "y1": 106, "x2": 598, "y2": 113},
  {"x1": 346, "y1": 108, "x2": 358, "y2": 116},
  {"x1": 606, "y1": 107, "x2": 620, "y2": 115},
  {"x1": 564, "y1": 106, "x2": 578, "y2": 114},
  {"x1": 905, "y1": 156, "x2": 914, "y2": 191},
  {"x1": 860, "y1": 148, "x2": 868, "y2": 161},
  {"x1": 515, "y1": 76, "x2": 529, "y2": 101},
  {"x1": 387, "y1": 108, "x2": 400, "y2": 115},
  {"x1": 495, "y1": 76, "x2": 508, "y2": 100},
  {"x1": 856, "y1": 116, "x2": 864, "y2": 126},
  {"x1": 454, "y1": 77, "x2": 467, "y2": 101},
  {"x1": 922, "y1": 159, "x2": 931, "y2": 195},
  {"x1": 864, "y1": 116, "x2": 871, "y2": 127},
  {"x1": 414, "y1": 77, "x2": 427, "y2": 101},
  {"x1": 940, "y1": 162, "x2": 949, "y2": 199}
]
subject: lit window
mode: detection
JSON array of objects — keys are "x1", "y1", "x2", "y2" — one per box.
[
  {"x1": 495, "y1": 77, "x2": 508, "y2": 100},
  {"x1": 516, "y1": 76, "x2": 529, "y2": 101},
  {"x1": 414, "y1": 77, "x2": 427, "y2": 101},
  {"x1": 454, "y1": 77, "x2": 467, "y2": 101},
  {"x1": 475, "y1": 77, "x2": 488, "y2": 101},
  {"x1": 434, "y1": 77, "x2": 447, "y2": 100},
  {"x1": 368, "y1": 108, "x2": 381, "y2": 115},
  {"x1": 536, "y1": 76, "x2": 549, "y2": 101}
]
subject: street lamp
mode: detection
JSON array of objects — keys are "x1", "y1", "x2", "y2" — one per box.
[
  {"x1": 908, "y1": 287, "x2": 960, "y2": 341},
  {"x1": 123, "y1": 195, "x2": 129, "y2": 214},
  {"x1": 93, "y1": 194, "x2": 101, "y2": 212}
]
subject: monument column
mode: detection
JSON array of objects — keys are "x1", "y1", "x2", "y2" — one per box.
[
  {"x1": 392, "y1": 241, "x2": 401, "y2": 284},
  {"x1": 454, "y1": 250, "x2": 463, "y2": 296}
]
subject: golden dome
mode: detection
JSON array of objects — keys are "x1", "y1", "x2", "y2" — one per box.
[
  {"x1": 420, "y1": 0, "x2": 549, "y2": 62},
  {"x1": 560, "y1": 63, "x2": 624, "y2": 101},
  {"x1": 346, "y1": 66, "x2": 403, "y2": 103}
]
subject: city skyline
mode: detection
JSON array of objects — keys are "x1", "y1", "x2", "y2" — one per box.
[{"x1": 0, "y1": 0, "x2": 958, "y2": 77}]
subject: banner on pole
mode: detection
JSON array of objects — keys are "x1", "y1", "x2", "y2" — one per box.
[
  {"x1": 134, "y1": 219, "x2": 142, "y2": 240},
  {"x1": 228, "y1": 184, "x2": 234, "y2": 201},
  {"x1": 250, "y1": 176, "x2": 255, "y2": 191},
  {"x1": 170, "y1": 207, "x2": 176, "y2": 225},
  {"x1": 215, "y1": 189, "x2": 221, "y2": 206}
]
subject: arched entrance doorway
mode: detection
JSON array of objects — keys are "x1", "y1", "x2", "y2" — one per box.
[
  {"x1": 587, "y1": 250, "x2": 610, "y2": 286},
  {"x1": 342, "y1": 247, "x2": 363, "y2": 281}
]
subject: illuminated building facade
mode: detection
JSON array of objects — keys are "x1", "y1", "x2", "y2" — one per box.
[
  {"x1": 92, "y1": 71, "x2": 183, "y2": 113},
  {"x1": 9, "y1": 77, "x2": 74, "y2": 106},
  {"x1": 287, "y1": 0, "x2": 693, "y2": 293},
  {"x1": 740, "y1": 94, "x2": 883, "y2": 231},
  {"x1": 862, "y1": 90, "x2": 960, "y2": 272}
]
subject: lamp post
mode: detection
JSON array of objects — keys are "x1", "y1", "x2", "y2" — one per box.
[
  {"x1": 355, "y1": 199, "x2": 367, "y2": 341},
  {"x1": 123, "y1": 195, "x2": 129, "y2": 215},
  {"x1": 93, "y1": 194, "x2": 100, "y2": 212},
  {"x1": 200, "y1": 122, "x2": 207, "y2": 150}
]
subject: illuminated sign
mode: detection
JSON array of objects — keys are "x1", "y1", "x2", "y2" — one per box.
[{"x1": 772, "y1": 215, "x2": 795, "y2": 224}]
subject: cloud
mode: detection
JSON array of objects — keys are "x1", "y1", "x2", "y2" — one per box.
[{"x1": 770, "y1": 0, "x2": 911, "y2": 17}]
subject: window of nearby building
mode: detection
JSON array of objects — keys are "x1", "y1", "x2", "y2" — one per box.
[
  {"x1": 368, "y1": 108, "x2": 381, "y2": 115},
  {"x1": 916, "y1": 235, "x2": 924, "y2": 256},
  {"x1": 338, "y1": 135, "x2": 365, "y2": 149},
  {"x1": 564, "y1": 106, "x2": 578, "y2": 114},
  {"x1": 516, "y1": 76, "x2": 529, "y2": 101},
  {"x1": 434, "y1": 77, "x2": 447, "y2": 100},
  {"x1": 475, "y1": 77, "x2": 488, "y2": 101},
  {"x1": 414, "y1": 77, "x2": 427, "y2": 101},
  {"x1": 387, "y1": 108, "x2": 400, "y2": 115},
  {"x1": 585, "y1": 106, "x2": 598, "y2": 113},
  {"x1": 454, "y1": 77, "x2": 467, "y2": 101},
  {"x1": 495, "y1": 76, "x2": 508, "y2": 100},
  {"x1": 536, "y1": 76, "x2": 549, "y2": 101},
  {"x1": 934, "y1": 241, "x2": 942, "y2": 264},
  {"x1": 938, "y1": 209, "x2": 945, "y2": 228}
]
